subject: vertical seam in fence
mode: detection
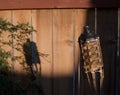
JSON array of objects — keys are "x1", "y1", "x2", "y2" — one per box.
[
  {"x1": 95, "y1": 8, "x2": 97, "y2": 33},
  {"x1": 77, "y1": 10, "x2": 80, "y2": 95},
  {"x1": 30, "y1": 10, "x2": 33, "y2": 41},
  {"x1": 30, "y1": 10, "x2": 34, "y2": 95},
  {"x1": 118, "y1": 8, "x2": 120, "y2": 57},
  {"x1": 51, "y1": 9, "x2": 54, "y2": 95},
  {"x1": 72, "y1": 9, "x2": 75, "y2": 95},
  {"x1": 115, "y1": 8, "x2": 120, "y2": 95},
  {"x1": 11, "y1": 10, "x2": 14, "y2": 73}
]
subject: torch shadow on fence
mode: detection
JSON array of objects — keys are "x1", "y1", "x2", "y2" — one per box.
[{"x1": 23, "y1": 38, "x2": 41, "y2": 80}]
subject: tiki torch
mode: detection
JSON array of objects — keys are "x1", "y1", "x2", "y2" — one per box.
[{"x1": 78, "y1": 26, "x2": 104, "y2": 95}]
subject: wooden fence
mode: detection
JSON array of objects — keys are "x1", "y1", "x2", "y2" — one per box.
[{"x1": 0, "y1": 9, "x2": 119, "y2": 95}]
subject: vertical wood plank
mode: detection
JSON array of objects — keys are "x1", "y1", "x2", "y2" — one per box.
[
  {"x1": 116, "y1": 8, "x2": 120, "y2": 95},
  {"x1": 13, "y1": 10, "x2": 31, "y2": 74},
  {"x1": 0, "y1": 10, "x2": 12, "y2": 49},
  {"x1": 118, "y1": 8, "x2": 120, "y2": 95},
  {"x1": 97, "y1": 9, "x2": 118, "y2": 95},
  {"x1": 34, "y1": 10, "x2": 53, "y2": 95},
  {"x1": 85, "y1": 9, "x2": 95, "y2": 31},
  {"x1": 53, "y1": 9, "x2": 74, "y2": 95},
  {"x1": 77, "y1": 9, "x2": 96, "y2": 95},
  {"x1": 0, "y1": 11, "x2": 12, "y2": 69},
  {"x1": 0, "y1": 11, "x2": 12, "y2": 21},
  {"x1": 74, "y1": 9, "x2": 88, "y2": 95}
]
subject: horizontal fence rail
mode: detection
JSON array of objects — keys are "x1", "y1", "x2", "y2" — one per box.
[{"x1": 0, "y1": 0, "x2": 120, "y2": 9}]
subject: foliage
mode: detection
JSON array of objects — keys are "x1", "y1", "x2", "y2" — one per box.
[
  {"x1": 0, "y1": 18, "x2": 44, "y2": 95},
  {"x1": 0, "y1": 18, "x2": 36, "y2": 71}
]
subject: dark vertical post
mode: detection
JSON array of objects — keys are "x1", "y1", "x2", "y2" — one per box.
[{"x1": 115, "y1": 8, "x2": 120, "y2": 95}]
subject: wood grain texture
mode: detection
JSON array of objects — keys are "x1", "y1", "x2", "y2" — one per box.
[
  {"x1": 34, "y1": 10, "x2": 53, "y2": 95},
  {"x1": 0, "y1": 11, "x2": 12, "y2": 21},
  {"x1": 53, "y1": 9, "x2": 74, "y2": 95},
  {"x1": 74, "y1": 9, "x2": 88, "y2": 95},
  {"x1": 97, "y1": 9, "x2": 118, "y2": 95},
  {"x1": 0, "y1": 9, "x2": 118, "y2": 95},
  {"x1": 85, "y1": 9, "x2": 96, "y2": 31},
  {"x1": 0, "y1": 11, "x2": 12, "y2": 70},
  {"x1": 0, "y1": 0, "x2": 119, "y2": 9},
  {"x1": 115, "y1": 8, "x2": 120, "y2": 95},
  {"x1": 12, "y1": 10, "x2": 31, "y2": 74},
  {"x1": 78, "y1": 9, "x2": 96, "y2": 95}
]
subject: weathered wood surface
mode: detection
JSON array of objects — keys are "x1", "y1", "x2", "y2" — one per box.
[
  {"x1": 32, "y1": 10, "x2": 53, "y2": 95},
  {"x1": 13, "y1": 10, "x2": 31, "y2": 73},
  {"x1": 0, "y1": 0, "x2": 119, "y2": 9},
  {"x1": 97, "y1": 9, "x2": 118, "y2": 95},
  {"x1": 0, "y1": 9, "x2": 118, "y2": 95},
  {"x1": 53, "y1": 9, "x2": 74, "y2": 95},
  {"x1": 74, "y1": 9, "x2": 88, "y2": 95},
  {"x1": 0, "y1": 11, "x2": 12, "y2": 71}
]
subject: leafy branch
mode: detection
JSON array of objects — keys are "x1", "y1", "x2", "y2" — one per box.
[{"x1": 0, "y1": 18, "x2": 44, "y2": 95}]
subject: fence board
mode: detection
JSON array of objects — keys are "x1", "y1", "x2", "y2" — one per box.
[
  {"x1": 116, "y1": 8, "x2": 120, "y2": 95},
  {"x1": 97, "y1": 9, "x2": 118, "y2": 95},
  {"x1": 13, "y1": 10, "x2": 31, "y2": 74},
  {"x1": 118, "y1": 9, "x2": 120, "y2": 95},
  {"x1": 0, "y1": 11, "x2": 12, "y2": 21},
  {"x1": 34, "y1": 10, "x2": 53, "y2": 95},
  {"x1": 0, "y1": 11, "x2": 12, "y2": 71},
  {"x1": 78, "y1": 9, "x2": 96, "y2": 95},
  {"x1": 74, "y1": 9, "x2": 88, "y2": 95},
  {"x1": 53, "y1": 9, "x2": 74, "y2": 95},
  {"x1": 85, "y1": 9, "x2": 96, "y2": 31}
]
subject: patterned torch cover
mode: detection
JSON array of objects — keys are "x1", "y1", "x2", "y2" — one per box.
[{"x1": 79, "y1": 26, "x2": 104, "y2": 95}]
